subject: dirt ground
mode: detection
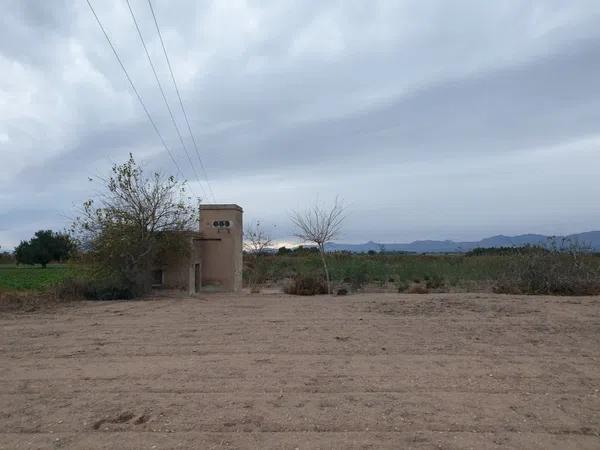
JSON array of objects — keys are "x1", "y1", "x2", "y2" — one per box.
[{"x1": 1, "y1": 292, "x2": 599, "y2": 449}]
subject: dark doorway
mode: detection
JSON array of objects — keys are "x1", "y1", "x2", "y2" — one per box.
[
  {"x1": 151, "y1": 269, "x2": 163, "y2": 287},
  {"x1": 194, "y1": 263, "x2": 201, "y2": 293}
]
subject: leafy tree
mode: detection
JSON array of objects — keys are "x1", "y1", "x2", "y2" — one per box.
[
  {"x1": 290, "y1": 245, "x2": 319, "y2": 256},
  {"x1": 14, "y1": 230, "x2": 74, "y2": 268},
  {"x1": 0, "y1": 248, "x2": 15, "y2": 264},
  {"x1": 277, "y1": 246, "x2": 292, "y2": 255},
  {"x1": 72, "y1": 154, "x2": 196, "y2": 295}
]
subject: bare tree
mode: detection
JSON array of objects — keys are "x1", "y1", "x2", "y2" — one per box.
[
  {"x1": 243, "y1": 221, "x2": 273, "y2": 292},
  {"x1": 290, "y1": 197, "x2": 345, "y2": 294}
]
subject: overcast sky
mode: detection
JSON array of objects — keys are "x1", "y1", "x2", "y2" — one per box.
[{"x1": 2, "y1": 0, "x2": 600, "y2": 248}]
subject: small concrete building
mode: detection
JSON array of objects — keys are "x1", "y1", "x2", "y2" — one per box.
[{"x1": 151, "y1": 204, "x2": 243, "y2": 294}]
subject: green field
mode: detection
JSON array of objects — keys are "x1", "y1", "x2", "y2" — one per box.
[
  {"x1": 246, "y1": 251, "x2": 600, "y2": 293},
  {"x1": 250, "y1": 253, "x2": 505, "y2": 288},
  {"x1": 0, "y1": 264, "x2": 73, "y2": 291},
  {"x1": 3, "y1": 251, "x2": 600, "y2": 295}
]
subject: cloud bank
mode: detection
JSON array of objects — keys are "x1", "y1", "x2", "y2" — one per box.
[{"x1": 2, "y1": 0, "x2": 600, "y2": 247}]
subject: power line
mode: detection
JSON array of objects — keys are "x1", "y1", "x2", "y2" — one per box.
[
  {"x1": 85, "y1": 0, "x2": 198, "y2": 199},
  {"x1": 147, "y1": 0, "x2": 217, "y2": 203},
  {"x1": 124, "y1": 0, "x2": 208, "y2": 201}
]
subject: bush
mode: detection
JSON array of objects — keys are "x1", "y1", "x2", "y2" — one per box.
[
  {"x1": 53, "y1": 277, "x2": 89, "y2": 300},
  {"x1": 407, "y1": 283, "x2": 429, "y2": 294},
  {"x1": 333, "y1": 260, "x2": 366, "y2": 290},
  {"x1": 424, "y1": 273, "x2": 445, "y2": 290},
  {"x1": 0, "y1": 251, "x2": 15, "y2": 264},
  {"x1": 87, "y1": 281, "x2": 134, "y2": 300},
  {"x1": 336, "y1": 287, "x2": 348, "y2": 296},
  {"x1": 494, "y1": 242, "x2": 600, "y2": 295},
  {"x1": 397, "y1": 280, "x2": 409, "y2": 292},
  {"x1": 284, "y1": 274, "x2": 327, "y2": 296},
  {"x1": 54, "y1": 277, "x2": 134, "y2": 301},
  {"x1": 348, "y1": 263, "x2": 369, "y2": 290}
]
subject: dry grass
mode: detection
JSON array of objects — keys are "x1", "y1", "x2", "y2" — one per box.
[
  {"x1": 0, "y1": 289, "x2": 69, "y2": 313},
  {"x1": 406, "y1": 283, "x2": 429, "y2": 294}
]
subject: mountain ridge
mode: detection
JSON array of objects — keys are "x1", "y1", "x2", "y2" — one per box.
[{"x1": 325, "y1": 231, "x2": 600, "y2": 253}]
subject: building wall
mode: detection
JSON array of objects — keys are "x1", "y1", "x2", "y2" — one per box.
[
  {"x1": 150, "y1": 204, "x2": 243, "y2": 294},
  {"x1": 156, "y1": 235, "x2": 202, "y2": 295},
  {"x1": 198, "y1": 204, "x2": 243, "y2": 292}
]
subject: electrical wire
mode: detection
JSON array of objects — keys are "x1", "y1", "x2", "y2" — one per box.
[
  {"x1": 147, "y1": 0, "x2": 217, "y2": 203},
  {"x1": 125, "y1": 0, "x2": 208, "y2": 201},
  {"x1": 86, "y1": 0, "x2": 200, "y2": 199}
]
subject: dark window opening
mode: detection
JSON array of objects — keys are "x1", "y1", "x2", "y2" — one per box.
[{"x1": 151, "y1": 270, "x2": 163, "y2": 286}]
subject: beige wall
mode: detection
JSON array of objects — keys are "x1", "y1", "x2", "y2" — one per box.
[
  {"x1": 155, "y1": 235, "x2": 202, "y2": 295},
  {"x1": 198, "y1": 204, "x2": 243, "y2": 292},
  {"x1": 151, "y1": 204, "x2": 243, "y2": 294}
]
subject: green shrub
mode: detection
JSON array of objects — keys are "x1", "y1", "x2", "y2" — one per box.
[
  {"x1": 348, "y1": 263, "x2": 369, "y2": 289},
  {"x1": 284, "y1": 274, "x2": 327, "y2": 296},
  {"x1": 85, "y1": 280, "x2": 134, "y2": 300},
  {"x1": 494, "y1": 242, "x2": 600, "y2": 295},
  {"x1": 397, "y1": 280, "x2": 409, "y2": 292},
  {"x1": 424, "y1": 273, "x2": 445, "y2": 290},
  {"x1": 55, "y1": 277, "x2": 134, "y2": 300},
  {"x1": 0, "y1": 252, "x2": 15, "y2": 264}
]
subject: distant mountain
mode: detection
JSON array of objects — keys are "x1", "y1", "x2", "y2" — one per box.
[{"x1": 325, "y1": 231, "x2": 600, "y2": 253}]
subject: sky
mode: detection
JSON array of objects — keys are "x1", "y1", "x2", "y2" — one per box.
[{"x1": 2, "y1": 0, "x2": 600, "y2": 249}]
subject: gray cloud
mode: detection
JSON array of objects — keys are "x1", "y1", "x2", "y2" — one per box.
[{"x1": 2, "y1": 0, "x2": 600, "y2": 248}]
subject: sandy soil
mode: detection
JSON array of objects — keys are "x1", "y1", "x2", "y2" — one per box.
[{"x1": 1, "y1": 292, "x2": 599, "y2": 449}]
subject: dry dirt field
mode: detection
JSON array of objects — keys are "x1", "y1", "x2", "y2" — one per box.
[{"x1": 1, "y1": 292, "x2": 599, "y2": 449}]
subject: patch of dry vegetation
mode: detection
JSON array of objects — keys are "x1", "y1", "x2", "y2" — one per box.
[
  {"x1": 247, "y1": 242, "x2": 600, "y2": 296},
  {"x1": 0, "y1": 288, "x2": 78, "y2": 313},
  {"x1": 494, "y1": 244, "x2": 600, "y2": 295}
]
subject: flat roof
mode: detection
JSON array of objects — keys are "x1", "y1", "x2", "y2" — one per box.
[{"x1": 199, "y1": 204, "x2": 243, "y2": 212}]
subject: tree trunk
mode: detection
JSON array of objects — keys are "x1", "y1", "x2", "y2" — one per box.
[{"x1": 318, "y1": 244, "x2": 331, "y2": 295}]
